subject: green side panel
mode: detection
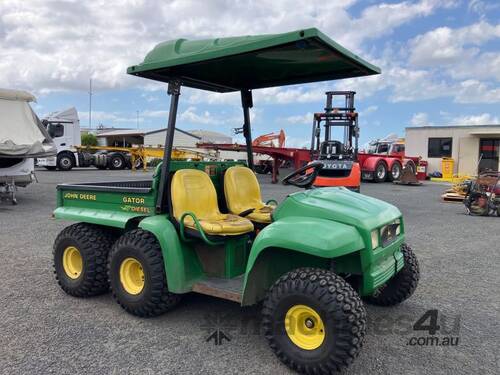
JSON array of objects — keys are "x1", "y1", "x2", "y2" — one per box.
[
  {"x1": 138, "y1": 214, "x2": 203, "y2": 293},
  {"x1": 224, "y1": 236, "x2": 250, "y2": 278},
  {"x1": 241, "y1": 216, "x2": 364, "y2": 305},
  {"x1": 58, "y1": 189, "x2": 156, "y2": 216},
  {"x1": 53, "y1": 207, "x2": 145, "y2": 228},
  {"x1": 127, "y1": 28, "x2": 380, "y2": 92}
]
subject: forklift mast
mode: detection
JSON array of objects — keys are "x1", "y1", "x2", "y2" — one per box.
[{"x1": 311, "y1": 91, "x2": 359, "y2": 161}]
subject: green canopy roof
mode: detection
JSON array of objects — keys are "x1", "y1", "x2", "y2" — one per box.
[{"x1": 127, "y1": 28, "x2": 380, "y2": 92}]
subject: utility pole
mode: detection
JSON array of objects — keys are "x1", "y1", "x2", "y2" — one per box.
[{"x1": 88, "y1": 78, "x2": 93, "y2": 129}]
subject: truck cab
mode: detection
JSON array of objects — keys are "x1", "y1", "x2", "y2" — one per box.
[{"x1": 37, "y1": 107, "x2": 81, "y2": 170}]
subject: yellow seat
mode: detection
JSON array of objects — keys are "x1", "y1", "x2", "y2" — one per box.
[
  {"x1": 171, "y1": 169, "x2": 254, "y2": 236},
  {"x1": 224, "y1": 166, "x2": 275, "y2": 224}
]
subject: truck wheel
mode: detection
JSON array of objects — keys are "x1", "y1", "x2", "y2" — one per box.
[
  {"x1": 57, "y1": 153, "x2": 74, "y2": 171},
  {"x1": 374, "y1": 161, "x2": 387, "y2": 182},
  {"x1": 109, "y1": 154, "x2": 125, "y2": 170},
  {"x1": 108, "y1": 229, "x2": 181, "y2": 317},
  {"x1": 365, "y1": 244, "x2": 420, "y2": 306},
  {"x1": 262, "y1": 268, "x2": 366, "y2": 374},
  {"x1": 389, "y1": 161, "x2": 402, "y2": 181},
  {"x1": 53, "y1": 223, "x2": 115, "y2": 297}
]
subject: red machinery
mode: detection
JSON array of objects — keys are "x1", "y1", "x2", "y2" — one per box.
[
  {"x1": 252, "y1": 129, "x2": 286, "y2": 148},
  {"x1": 197, "y1": 141, "x2": 311, "y2": 184},
  {"x1": 357, "y1": 139, "x2": 421, "y2": 183}
]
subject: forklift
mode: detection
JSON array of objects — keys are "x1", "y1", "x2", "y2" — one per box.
[{"x1": 311, "y1": 91, "x2": 361, "y2": 191}]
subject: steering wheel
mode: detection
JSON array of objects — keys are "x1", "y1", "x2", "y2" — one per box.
[{"x1": 282, "y1": 161, "x2": 324, "y2": 189}]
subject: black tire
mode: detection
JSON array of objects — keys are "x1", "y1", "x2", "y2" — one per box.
[
  {"x1": 262, "y1": 268, "x2": 366, "y2": 374},
  {"x1": 374, "y1": 161, "x2": 388, "y2": 182},
  {"x1": 108, "y1": 229, "x2": 181, "y2": 317},
  {"x1": 108, "y1": 154, "x2": 126, "y2": 170},
  {"x1": 57, "y1": 153, "x2": 74, "y2": 171},
  {"x1": 53, "y1": 223, "x2": 115, "y2": 297},
  {"x1": 44, "y1": 166, "x2": 57, "y2": 171},
  {"x1": 365, "y1": 244, "x2": 420, "y2": 306},
  {"x1": 389, "y1": 161, "x2": 402, "y2": 181}
]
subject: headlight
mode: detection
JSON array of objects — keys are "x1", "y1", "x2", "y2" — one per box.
[
  {"x1": 371, "y1": 230, "x2": 379, "y2": 249},
  {"x1": 380, "y1": 220, "x2": 401, "y2": 247}
]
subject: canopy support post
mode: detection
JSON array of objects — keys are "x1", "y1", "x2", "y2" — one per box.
[
  {"x1": 241, "y1": 90, "x2": 254, "y2": 170},
  {"x1": 156, "y1": 80, "x2": 181, "y2": 214}
]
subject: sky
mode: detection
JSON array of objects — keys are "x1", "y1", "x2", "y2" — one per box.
[{"x1": 1, "y1": 0, "x2": 499, "y2": 147}]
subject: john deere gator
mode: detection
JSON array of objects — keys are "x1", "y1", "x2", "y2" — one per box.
[{"x1": 52, "y1": 28, "x2": 419, "y2": 374}]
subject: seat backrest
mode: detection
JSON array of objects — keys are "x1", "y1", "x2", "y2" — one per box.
[
  {"x1": 171, "y1": 169, "x2": 221, "y2": 220},
  {"x1": 224, "y1": 166, "x2": 263, "y2": 214}
]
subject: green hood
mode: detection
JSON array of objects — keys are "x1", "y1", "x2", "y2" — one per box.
[{"x1": 273, "y1": 187, "x2": 401, "y2": 231}]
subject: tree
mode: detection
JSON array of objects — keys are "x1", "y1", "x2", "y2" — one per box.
[{"x1": 81, "y1": 132, "x2": 98, "y2": 146}]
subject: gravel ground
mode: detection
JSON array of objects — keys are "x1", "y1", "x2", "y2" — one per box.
[{"x1": 0, "y1": 168, "x2": 499, "y2": 374}]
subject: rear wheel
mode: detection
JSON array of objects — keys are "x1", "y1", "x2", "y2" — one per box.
[
  {"x1": 262, "y1": 268, "x2": 366, "y2": 374},
  {"x1": 109, "y1": 154, "x2": 126, "y2": 170},
  {"x1": 365, "y1": 244, "x2": 420, "y2": 306},
  {"x1": 108, "y1": 229, "x2": 181, "y2": 317},
  {"x1": 53, "y1": 223, "x2": 115, "y2": 297},
  {"x1": 389, "y1": 161, "x2": 402, "y2": 181},
  {"x1": 374, "y1": 161, "x2": 387, "y2": 182}
]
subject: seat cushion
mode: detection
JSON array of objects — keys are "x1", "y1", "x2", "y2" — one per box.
[
  {"x1": 224, "y1": 166, "x2": 274, "y2": 224},
  {"x1": 172, "y1": 169, "x2": 253, "y2": 236},
  {"x1": 183, "y1": 213, "x2": 254, "y2": 235},
  {"x1": 247, "y1": 205, "x2": 273, "y2": 224}
]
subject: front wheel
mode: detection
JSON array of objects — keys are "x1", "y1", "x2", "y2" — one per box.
[
  {"x1": 262, "y1": 268, "x2": 366, "y2": 374},
  {"x1": 365, "y1": 244, "x2": 420, "y2": 306},
  {"x1": 57, "y1": 153, "x2": 74, "y2": 171},
  {"x1": 108, "y1": 229, "x2": 181, "y2": 317}
]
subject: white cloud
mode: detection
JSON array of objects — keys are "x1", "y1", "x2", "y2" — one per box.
[
  {"x1": 410, "y1": 112, "x2": 432, "y2": 126},
  {"x1": 0, "y1": 0, "x2": 453, "y2": 95},
  {"x1": 409, "y1": 21, "x2": 500, "y2": 67},
  {"x1": 283, "y1": 112, "x2": 314, "y2": 125},
  {"x1": 454, "y1": 80, "x2": 500, "y2": 103},
  {"x1": 359, "y1": 105, "x2": 378, "y2": 116},
  {"x1": 179, "y1": 106, "x2": 218, "y2": 125},
  {"x1": 449, "y1": 113, "x2": 500, "y2": 125}
]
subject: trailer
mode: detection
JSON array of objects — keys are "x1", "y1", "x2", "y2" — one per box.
[{"x1": 197, "y1": 142, "x2": 311, "y2": 183}]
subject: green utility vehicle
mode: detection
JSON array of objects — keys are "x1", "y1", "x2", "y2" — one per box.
[{"x1": 52, "y1": 28, "x2": 419, "y2": 374}]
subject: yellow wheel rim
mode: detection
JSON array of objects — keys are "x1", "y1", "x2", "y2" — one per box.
[
  {"x1": 285, "y1": 304, "x2": 326, "y2": 350},
  {"x1": 62, "y1": 246, "x2": 83, "y2": 279},
  {"x1": 119, "y1": 257, "x2": 145, "y2": 295}
]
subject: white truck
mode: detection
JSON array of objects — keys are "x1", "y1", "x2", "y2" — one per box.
[
  {"x1": 0, "y1": 88, "x2": 56, "y2": 204},
  {"x1": 37, "y1": 108, "x2": 135, "y2": 171}
]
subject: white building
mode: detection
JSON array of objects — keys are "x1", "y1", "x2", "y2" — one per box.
[
  {"x1": 144, "y1": 128, "x2": 243, "y2": 160},
  {"x1": 405, "y1": 125, "x2": 500, "y2": 176}
]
